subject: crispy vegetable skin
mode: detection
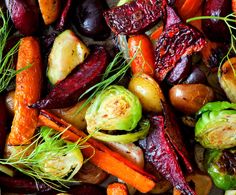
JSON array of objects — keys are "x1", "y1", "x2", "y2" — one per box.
[
  {"x1": 38, "y1": 110, "x2": 156, "y2": 193},
  {"x1": 195, "y1": 101, "x2": 236, "y2": 149},
  {"x1": 107, "y1": 183, "x2": 128, "y2": 195},
  {"x1": 7, "y1": 37, "x2": 42, "y2": 145},
  {"x1": 103, "y1": 0, "x2": 165, "y2": 35},
  {"x1": 5, "y1": 0, "x2": 40, "y2": 35},
  {"x1": 139, "y1": 114, "x2": 195, "y2": 195},
  {"x1": 32, "y1": 46, "x2": 108, "y2": 109},
  {"x1": 205, "y1": 149, "x2": 236, "y2": 190},
  {"x1": 154, "y1": 6, "x2": 206, "y2": 81}
]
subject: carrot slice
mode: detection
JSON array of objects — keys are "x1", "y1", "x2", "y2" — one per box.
[
  {"x1": 128, "y1": 34, "x2": 155, "y2": 76},
  {"x1": 107, "y1": 183, "x2": 128, "y2": 195},
  {"x1": 38, "y1": 110, "x2": 156, "y2": 193},
  {"x1": 150, "y1": 25, "x2": 163, "y2": 41},
  {"x1": 233, "y1": 0, "x2": 236, "y2": 13},
  {"x1": 7, "y1": 37, "x2": 42, "y2": 145}
]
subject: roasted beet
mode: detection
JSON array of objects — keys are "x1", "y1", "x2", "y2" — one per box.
[
  {"x1": 184, "y1": 66, "x2": 207, "y2": 84},
  {"x1": 103, "y1": 0, "x2": 166, "y2": 35},
  {"x1": 5, "y1": 0, "x2": 40, "y2": 35},
  {"x1": 56, "y1": 0, "x2": 72, "y2": 31},
  {"x1": 202, "y1": 0, "x2": 231, "y2": 42},
  {"x1": 154, "y1": 6, "x2": 206, "y2": 81},
  {"x1": 0, "y1": 175, "x2": 52, "y2": 193},
  {"x1": 68, "y1": 184, "x2": 106, "y2": 195},
  {"x1": 139, "y1": 114, "x2": 195, "y2": 195},
  {"x1": 166, "y1": 56, "x2": 192, "y2": 84},
  {"x1": 74, "y1": 0, "x2": 110, "y2": 40},
  {"x1": 31, "y1": 46, "x2": 109, "y2": 109}
]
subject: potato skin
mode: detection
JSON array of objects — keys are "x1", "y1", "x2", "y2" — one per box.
[
  {"x1": 169, "y1": 84, "x2": 214, "y2": 115},
  {"x1": 219, "y1": 57, "x2": 236, "y2": 103},
  {"x1": 128, "y1": 73, "x2": 164, "y2": 113}
]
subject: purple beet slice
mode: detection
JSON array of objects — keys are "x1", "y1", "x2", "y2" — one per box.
[
  {"x1": 103, "y1": 0, "x2": 166, "y2": 35},
  {"x1": 139, "y1": 115, "x2": 195, "y2": 195},
  {"x1": 31, "y1": 46, "x2": 109, "y2": 109},
  {"x1": 154, "y1": 6, "x2": 206, "y2": 81}
]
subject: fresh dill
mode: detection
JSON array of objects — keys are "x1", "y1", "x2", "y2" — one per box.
[
  {"x1": 186, "y1": 13, "x2": 236, "y2": 76},
  {"x1": 74, "y1": 49, "x2": 137, "y2": 115},
  {"x1": 0, "y1": 9, "x2": 28, "y2": 93}
]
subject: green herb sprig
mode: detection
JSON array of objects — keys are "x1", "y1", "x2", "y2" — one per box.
[
  {"x1": 0, "y1": 9, "x2": 28, "y2": 93},
  {"x1": 187, "y1": 13, "x2": 236, "y2": 76},
  {"x1": 0, "y1": 127, "x2": 92, "y2": 191},
  {"x1": 75, "y1": 49, "x2": 137, "y2": 114}
]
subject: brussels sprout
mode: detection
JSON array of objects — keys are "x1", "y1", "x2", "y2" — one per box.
[
  {"x1": 87, "y1": 119, "x2": 150, "y2": 143},
  {"x1": 47, "y1": 30, "x2": 89, "y2": 85},
  {"x1": 35, "y1": 127, "x2": 83, "y2": 179},
  {"x1": 205, "y1": 149, "x2": 236, "y2": 190},
  {"x1": 85, "y1": 85, "x2": 142, "y2": 132},
  {"x1": 195, "y1": 101, "x2": 236, "y2": 149}
]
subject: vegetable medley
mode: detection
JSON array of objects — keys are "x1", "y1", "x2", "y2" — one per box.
[{"x1": 0, "y1": 0, "x2": 236, "y2": 194}]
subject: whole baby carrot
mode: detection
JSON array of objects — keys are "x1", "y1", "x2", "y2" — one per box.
[{"x1": 7, "y1": 37, "x2": 42, "y2": 145}]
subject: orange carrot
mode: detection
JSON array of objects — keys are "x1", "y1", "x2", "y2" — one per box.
[
  {"x1": 128, "y1": 34, "x2": 155, "y2": 76},
  {"x1": 38, "y1": 110, "x2": 156, "y2": 193},
  {"x1": 175, "y1": 0, "x2": 203, "y2": 20},
  {"x1": 7, "y1": 37, "x2": 42, "y2": 145},
  {"x1": 233, "y1": 0, "x2": 236, "y2": 13},
  {"x1": 150, "y1": 25, "x2": 163, "y2": 41},
  {"x1": 107, "y1": 183, "x2": 128, "y2": 195}
]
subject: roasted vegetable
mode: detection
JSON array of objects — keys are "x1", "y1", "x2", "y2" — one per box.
[
  {"x1": 128, "y1": 34, "x2": 155, "y2": 76},
  {"x1": 47, "y1": 30, "x2": 89, "y2": 85},
  {"x1": 0, "y1": 175, "x2": 52, "y2": 193},
  {"x1": 202, "y1": 0, "x2": 231, "y2": 42},
  {"x1": 128, "y1": 73, "x2": 164, "y2": 113},
  {"x1": 74, "y1": 0, "x2": 110, "y2": 40},
  {"x1": 32, "y1": 46, "x2": 108, "y2": 109},
  {"x1": 195, "y1": 101, "x2": 236, "y2": 149},
  {"x1": 107, "y1": 183, "x2": 128, "y2": 195},
  {"x1": 173, "y1": 172, "x2": 212, "y2": 195},
  {"x1": 219, "y1": 57, "x2": 236, "y2": 103},
  {"x1": 38, "y1": 110, "x2": 156, "y2": 193},
  {"x1": 139, "y1": 115, "x2": 195, "y2": 195},
  {"x1": 154, "y1": 6, "x2": 206, "y2": 81},
  {"x1": 1, "y1": 126, "x2": 84, "y2": 189},
  {"x1": 103, "y1": 0, "x2": 165, "y2": 35},
  {"x1": 205, "y1": 149, "x2": 236, "y2": 190},
  {"x1": 7, "y1": 37, "x2": 42, "y2": 146},
  {"x1": 169, "y1": 84, "x2": 214, "y2": 115},
  {"x1": 166, "y1": 56, "x2": 192, "y2": 85},
  {"x1": 5, "y1": 0, "x2": 40, "y2": 35},
  {"x1": 56, "y1": 0, "x2": 72, "y2": 31},
  {"x1": 85, "y1": 85, "x2": 142, "y2": 132},
  {"x1": 38, "y1": 0, "x2": 60, "y2": 25}
]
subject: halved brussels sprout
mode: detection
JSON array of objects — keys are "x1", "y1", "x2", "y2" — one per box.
[
  {"x1": 35, "y1": 127, "x2": 83, "y2": 179},
  {"x1": 205, "y1": 149, "x2": 236, "y2": 190},
  {"x1": 85, "y1": 85, "x2": 142, "y2": 132},
  {"x1": 47, "y1": 30, "x2": 89, "y2": 85},
  {"x1": 195, "y1": 101, "x2": 236, "y2": 149}
]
